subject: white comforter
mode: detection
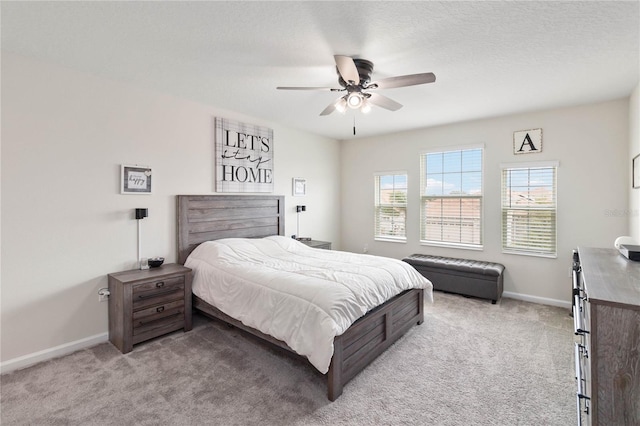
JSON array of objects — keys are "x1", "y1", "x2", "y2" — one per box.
[{"x1": 185, "y1": 236, "x2": 433, "y2": 373}]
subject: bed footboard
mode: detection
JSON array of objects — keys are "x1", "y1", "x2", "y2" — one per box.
[
  {"x1": 327, "y1": 288, "x2": 424, "y2": 401},
  {"x1": 194, "y1": 288, "x2": 424, "y2": 401}
]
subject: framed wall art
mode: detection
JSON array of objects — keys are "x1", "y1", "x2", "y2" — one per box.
[
  {"x1": 292, "y1": 177, "x2": 306, "y2": 196},
  {"x1": 121, "y1": 165, "x2": 152, "y2": 194},
  {"x1": 513, "y1": 128, "x2": 542, "y2": 155},
  {"x1": 215, "y1": 117, "x2": 274, "y2": 193}
]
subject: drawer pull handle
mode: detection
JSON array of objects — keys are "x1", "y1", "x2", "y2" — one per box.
[
  {"x1": 137, "y1": 288, "x2": 180, "y2": 300},
  {"x1": 574, "y1": 343, "x2": 584, "y2": 395},
  {"x1": 156, "y1": 281, "x2": 165, "y2": 288},
  {"x1": 156, "y1": 306, "x2": 165, "y2": 313},
  {"x1": 573, "y1": 295, "x2": 590, "y2": 335}
]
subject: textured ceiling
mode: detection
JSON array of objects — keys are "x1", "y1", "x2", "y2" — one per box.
[{"x1": 2, "y1": 1, "x2": 639, "y2": 140}]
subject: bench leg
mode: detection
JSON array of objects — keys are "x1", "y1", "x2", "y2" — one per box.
[{"x1": 492, "y1": 299, "x2": 497, "y2": 305}]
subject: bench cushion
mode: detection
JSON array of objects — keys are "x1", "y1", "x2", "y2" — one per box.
[
  {"x1": 403, "y1": 254, "x2": 504, "y2": 276},
  {"x1": 403, "y1": 254, "x2": 505, "y2": 303}
]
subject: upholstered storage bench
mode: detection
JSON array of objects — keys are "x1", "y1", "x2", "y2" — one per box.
[{"x1": 403, "y1": 254, "x2": 505, "y2": 304}]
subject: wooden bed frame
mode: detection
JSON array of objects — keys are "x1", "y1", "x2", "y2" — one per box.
[{"x1": 176, "y1": 194, "x2": 425, "y2": 401}]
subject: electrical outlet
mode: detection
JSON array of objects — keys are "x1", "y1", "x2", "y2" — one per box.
[
  {"x1": 363, "y1": 244, "x2": 368, "y2": 253},
  {"x1": 98, "y1": 288, "x2": 110, "y2": 302}
]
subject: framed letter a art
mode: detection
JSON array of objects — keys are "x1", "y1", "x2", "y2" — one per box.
[{"x1": 513, "y1": 128, "x2": 542, "y2": 155}]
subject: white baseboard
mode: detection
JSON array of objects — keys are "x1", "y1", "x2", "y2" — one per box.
[
  {"x1": 0, "y1": 332, "x2": 109, "y2": 374},
  {"x1": 0, "y1": 292, "x2": 569, "y2": 374},
  {"x1": 502, "y1": 291, "x2": 571, "y2": 309}
]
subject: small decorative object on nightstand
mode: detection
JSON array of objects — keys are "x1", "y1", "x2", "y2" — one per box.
[
  {"x1": 300, "y1": 240, "x2": 332, "y2": 250},
  {"x1": 107, "y1": 263, "x2": 192, "y2": 354},
  {"x1": 148, "y1": 257, "x2": 165, "y2": 268}
]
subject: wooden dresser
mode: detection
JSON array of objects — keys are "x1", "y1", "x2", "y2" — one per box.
[
  {"x1": 108, "y1": 264, "x2": 192, "y2": 353},
  {"x1": 574, "y1": 247, "x2": 640, "y2": 425}
]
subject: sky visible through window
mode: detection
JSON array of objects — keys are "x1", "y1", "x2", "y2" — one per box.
[
  {"x1": 424, "y1": 149, "x2": 482, "y2": 196},
  {"x1": 503, "y1": 168, "x2": 555, "y2": 207},
  {"x1": 378, "y1": 174, "x2": 407, "y2": 191}
]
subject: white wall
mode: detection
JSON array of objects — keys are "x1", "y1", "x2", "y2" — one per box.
[
  {"x1": 1, "y1": 50, "x2": 634, "y2": 367},
  {"x1": 340, "y1": 99, "x2": 629, "y2": 304},
  {"x1": 0, "y1": 53, "x2": 341, "y2": 364},
  {"x1": 630, "y1": 83, "x2": 640, "y2": 241}
]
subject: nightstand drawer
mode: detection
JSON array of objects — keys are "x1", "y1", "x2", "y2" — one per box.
[
  {"x1": 133, "y1": 277, "x2": 184, "y2": 310},
  {"x1": 133, "y1": 299, "x2": 185, "y2": 322},
  {"x1": 133, "y1": 275, "x2": 184, "y2": 294},
  {"x1": 132, "y1": 317, "x2": 185, "y2": 344},
  {"x1": 133, "y1": 308, "x2": 184, "y2": 335}
]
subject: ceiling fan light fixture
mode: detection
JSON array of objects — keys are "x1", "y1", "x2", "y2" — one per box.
[
  {"x1": 282, "y1": 55, "x2": 435, "y2": 118},
  {"x1": 347, "y1": 92, "x2": 363, "y2": 109}
]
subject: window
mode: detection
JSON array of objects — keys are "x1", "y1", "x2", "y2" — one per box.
[
  {"x1": 374, "y1": 173, "x2": 407, "y2": 241},
  {"x1": 420, "y1": 147, "x2": 483, "y2": 248},
  {"x1": 501, "y1": 162, "x2": 558, "y2": 257}
]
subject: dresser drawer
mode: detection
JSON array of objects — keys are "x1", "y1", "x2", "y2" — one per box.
[{"x1": 132, "y1": 276, "x2": 184, "y2": 310}]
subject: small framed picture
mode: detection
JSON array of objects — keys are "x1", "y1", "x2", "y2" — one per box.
[
  {"x1": 121, "y1": 165, "x2": 152, "y2": 194},
  {"x1": 292, "y1": 177, "x2": 306, "y2": 196},
  {"x1": 513, "y1": 128, "x2": 542, "y2": 155},
  {"x1": 633, "y1": 154, "x2": 640, "y2": 189}
]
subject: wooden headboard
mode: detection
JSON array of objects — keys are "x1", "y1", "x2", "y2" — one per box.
[{"x1": 176, "y1": 195, "x2": 285, "y2": 264}]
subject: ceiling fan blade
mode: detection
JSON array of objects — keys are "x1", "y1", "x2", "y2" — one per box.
[
  {"x1": 276, "y1": 86, "x2": 334, "y2": 91},
  {"x1": 320, "y1": 97, "x2": 346, "y2": 116},
  {"x1": 367, "y1": 93, "x2": 403, "y2": 111},
  {"x1": 320, "y1": 103, "x2": 336, "y2": 116},
  {"x1": 371, "y1": 72, "x2": 436, "y2": 89},
  {"x1": 334, "y1": 55, "x2": 360, "y2": 85}
]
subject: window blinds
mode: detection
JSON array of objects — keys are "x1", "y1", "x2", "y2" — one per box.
[
  {"x1": 501, "y1": 165, "x2": 557, "y2": 256},
  {"x1": 420, "y1": 148, "x2": 483, "y2": 246},
  {"x1": 374, "y1": 174, "x2": 407, "y2": 240}
]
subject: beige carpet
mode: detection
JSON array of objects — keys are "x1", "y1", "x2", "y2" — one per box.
[{"x1": 0, "y1": 292, "x2": 576, "y2": 425}]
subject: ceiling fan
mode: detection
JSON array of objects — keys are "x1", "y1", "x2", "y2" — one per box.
[{"x1": 277, "y1": 55, "x2": 436, "y2": 116}]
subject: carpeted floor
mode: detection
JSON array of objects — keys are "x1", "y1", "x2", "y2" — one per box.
[{"x1": 0, "y1": 292, "x2": 576, "y2": 425}]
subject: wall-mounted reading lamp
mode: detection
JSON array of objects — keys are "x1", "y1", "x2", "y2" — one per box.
[
  {"x1": 135, "y1": 208, "x2": 148, "y2": 269},
  {"x1": 296, "y1": 205, "x2": 306, "y2": 239}
]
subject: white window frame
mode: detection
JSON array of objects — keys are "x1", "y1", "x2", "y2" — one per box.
[
  {"x1": 374, "y1": 171, "x2": 408, "y2": 243},
  {"x1": 500, "y1": 161, "x2": 559, "y2": 258},
  {"x1": 419, "y1": 145, "x2": 484, "y2": 250}
]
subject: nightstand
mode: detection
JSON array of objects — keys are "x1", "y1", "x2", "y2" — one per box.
[
  {"x1": 107, "y1": 263, "x2": 192, "y2": 354},
  {"x1": 300, "y1": 239, "x2": 332, "y2": 250}
]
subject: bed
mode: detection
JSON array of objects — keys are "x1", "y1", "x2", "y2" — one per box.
[{"x1": 176, "y1": 194, "x2": 432, "y2": 400}]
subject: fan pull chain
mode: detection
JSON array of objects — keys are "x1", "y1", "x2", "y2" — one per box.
[{"x1": 353, "y1": 116, "x2": 356, "y2": 136}]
